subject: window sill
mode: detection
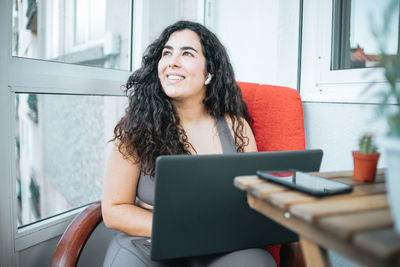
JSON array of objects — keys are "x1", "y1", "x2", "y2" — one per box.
[
  {"x1": 300, "y1": 80, "x2": 391, "y2": 104},
  {"x1": 14, "y1": 205, "x2": 86, "y2": 251}
]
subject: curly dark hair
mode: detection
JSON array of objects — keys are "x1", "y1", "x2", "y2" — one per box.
[{"x1": 112, "y1": 20, "x2": 253, "y2": 176}]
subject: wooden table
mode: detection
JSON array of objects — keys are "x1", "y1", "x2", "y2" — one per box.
[{"x1": 234, "y1": 170, "x2": 400, "y2": 267}]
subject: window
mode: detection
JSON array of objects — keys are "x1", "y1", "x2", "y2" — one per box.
[
  {"x1": 300, "y1": 0, "x2": 398, "y2": 103},
  {"x1": 12, "y1": 0, "x2": 131, "y2": 70},
  {"x1": 2, "y1": 2, "x2": 206, "y2": 260},
  {"x1": 74, "y1": 0, "x2": 106, "y2": 46},
  {"x1": 331, "y1": 0, "x2": 399, "y2": 70},
  {"x1": 2, "y1": 1, "x2": 207, "y2": 264},
  {"x1": 11, "y1": 0, "x2": 204, "y2": 228},
  {"x1": 15, "y1": 93, "x2": 125, "y2": 227},
  {"x1": 132, "y1": 0, "x2": 204, "y2": 69},
  {"x1": 10, "y1": 0, "x2": 132, "y2": 229}
]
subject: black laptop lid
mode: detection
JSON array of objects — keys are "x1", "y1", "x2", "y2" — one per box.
[{"x1": 151, "y1": 149, "x2": 323, "y2": 260}]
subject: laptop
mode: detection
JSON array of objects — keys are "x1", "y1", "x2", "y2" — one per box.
[{"x1": 132, "y1": 149, "x2": 323, "y2": 261}]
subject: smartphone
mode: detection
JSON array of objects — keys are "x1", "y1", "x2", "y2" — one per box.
[{"x1": 256, "y1": 170, "x2": 353, "y2": 196}]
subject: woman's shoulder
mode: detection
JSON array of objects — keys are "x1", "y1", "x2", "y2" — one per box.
[
  {"x1": 223, "y1": 115, "x2": 257, "y2": 152},
  {"x1": 223, "y1": 114, "x2": 251, "y2": 128},
  {"x1": 110, "y1": 139, "x2": 141, "y2": 166}
]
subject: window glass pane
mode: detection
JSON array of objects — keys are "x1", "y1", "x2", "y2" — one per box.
[
  {"x1": 134, "y1": 0, "x2": 203, "y2": 68},
  {"x1": 89, "y1": 0, "x2": 106, "y2": 41},
  {"x1": 15, "y1": 93, "x2": 126, "y2": 227},
  {"x1": 331, "y1": 0, "x2": 399, "y2": 70},
  {"x1": 12, "y1": 0, "x2": 131, "y2": 70},
  {"x1": 74, "y1": 0, "x2": 89, "y2": 45}
]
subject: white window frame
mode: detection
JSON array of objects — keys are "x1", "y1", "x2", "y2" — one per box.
[
  {"x1": 0, "y1": 0, "x2": 133, "y2": 265},
  {"x1": 300, "y1": 0, "x2": 392, "y2": 104}
]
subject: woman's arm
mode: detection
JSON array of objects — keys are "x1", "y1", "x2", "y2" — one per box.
[{"x1": 101, "y1": 144, "x2": 153, "y2": 237}]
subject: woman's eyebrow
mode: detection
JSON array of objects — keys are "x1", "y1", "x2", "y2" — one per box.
[
  {"x1": 163, "y1": 45, "x2": 199, "y2": 54},
  {"x1": 180, "y1": 46, "x2": 199, "y2": 54}
]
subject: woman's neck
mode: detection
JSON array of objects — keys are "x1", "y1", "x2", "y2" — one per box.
[{"x1": 173, "y1": 100, "x2": 210, "y2": 124}]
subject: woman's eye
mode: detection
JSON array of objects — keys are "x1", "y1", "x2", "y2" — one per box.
[
  {"x1": 183, "y1": 51, "x2": 194, "y2": 57},
  {"x1": 162, "y1": 50, "x2": 172, "y2": 56}
]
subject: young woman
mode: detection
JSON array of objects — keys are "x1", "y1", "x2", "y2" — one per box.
[{"x1": 102, "y1": 21, "x2": 277, "y2": 267}]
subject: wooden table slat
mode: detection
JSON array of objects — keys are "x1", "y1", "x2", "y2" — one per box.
[
  {"x1": 353, "y1": 228, "x2": 400, "y2": 261},
  {"x1": 352, "y1": 183, "x2": 387, "y2": 194},
  {"x1": 289, "y1": 194, "x2": 389, "y2": 222},
  {"x1": 332, "y1": 177, "x2": 367, "y2": 185},
  {"x1": 318, "y1": 208, "x2": 393, "y2": 240},
  {"x1": 319, "y1": 183, "x2": 387, "y2": 200},
  {"x1": 233, "y1": 175, "x2": 264, "y2": 190},
  {"x1": 249, "y1": 180, "x2": 386, "y2": 209},
  {"x1": 332, "y1": 175, "x2": 386, "y2": 185},
  {"x1": 266, "y1": 191, "x2": 316, "y2": 210},
  {"x1": 247, "y1": 182, "x2": 287, "y2": 198},
  {"x1": 316, "y1": 169, "x2": 385, "y2": 180},
  {"x1": 314, "y1": 171, "x2": 354, "y2": 179}
]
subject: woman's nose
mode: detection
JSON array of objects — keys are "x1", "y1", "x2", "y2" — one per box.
[{"x1": 168, "y1": 54, "x2": 181, "y2": 68}]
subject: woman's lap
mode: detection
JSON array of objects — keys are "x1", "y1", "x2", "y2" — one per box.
[
  {"x1": 103, "y1": 233, "x2": 276, "y2": 267},
  {"x1": 103, "y1": 233, "x2": 185, "y2": 267},
  {"x1": 188, "y1": 248, "x2": 276, "y2": 267}
]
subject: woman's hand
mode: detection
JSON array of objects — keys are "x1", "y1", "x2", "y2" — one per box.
[{"x1": 135, "y1": 199, "x2": 154, "y2": 210}]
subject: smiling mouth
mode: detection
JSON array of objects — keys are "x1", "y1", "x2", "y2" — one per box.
[{"x1": 167, "y1": 74, "x2": 185, "y2": 81}]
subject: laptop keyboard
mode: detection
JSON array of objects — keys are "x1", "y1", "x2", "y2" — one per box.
[{"x1": 143, "y1": 241, "x2": 151, "y2": 249}]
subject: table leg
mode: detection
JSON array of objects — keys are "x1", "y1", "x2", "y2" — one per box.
[{"x1": 300, "y1": 236, "x2": 330, "y2": 267}]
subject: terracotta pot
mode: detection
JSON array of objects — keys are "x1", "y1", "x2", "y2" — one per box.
[{"x1": 352, "y1": 151, "x2": 380, "y2": 182}]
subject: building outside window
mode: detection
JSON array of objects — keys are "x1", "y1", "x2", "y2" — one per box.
[{"x1": 331, "y1": 0, "x2": 399, "y2": 70}]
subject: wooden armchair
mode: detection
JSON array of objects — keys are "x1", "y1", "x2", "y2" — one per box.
[
  {"x1": 50, "y1": 201, "x2": 102, "y2": 267},
  {"x1": 50, "y1": 82, "x2": 306, "y2": 267}
]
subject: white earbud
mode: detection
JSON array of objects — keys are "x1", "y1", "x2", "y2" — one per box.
[{"x1": 204, "y1": 73, "x2": 213, "y2": 85}]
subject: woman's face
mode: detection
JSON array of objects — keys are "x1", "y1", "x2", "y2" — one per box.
[{"x1": 158, "y1": 29, "x2": 207, "y2": 103}]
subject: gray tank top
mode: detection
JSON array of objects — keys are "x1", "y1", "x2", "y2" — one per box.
[{"x1": 136, "y1": 116, "x2": 237, "y2": 205}]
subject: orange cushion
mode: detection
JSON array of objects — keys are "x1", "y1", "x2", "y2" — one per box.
[
  {"x1": 239, "y1": 82, "x2": 305, "y2": 151},
  {"x1": 238, "y1": 82, "x2": 306, "y2": 266}
]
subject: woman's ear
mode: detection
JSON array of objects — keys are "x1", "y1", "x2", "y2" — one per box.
[{"x1": 204, "y1": 73, "x2": 213, "y2": 85}]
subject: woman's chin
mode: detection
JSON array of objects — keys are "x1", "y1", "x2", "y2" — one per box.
[{"x1": 164, "y1": 88, "x2": 180, "y2": 98}]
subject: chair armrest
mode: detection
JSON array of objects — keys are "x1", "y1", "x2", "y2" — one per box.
[{"x1": 50, "y1": 201, "x2": 103, "y2": 267}]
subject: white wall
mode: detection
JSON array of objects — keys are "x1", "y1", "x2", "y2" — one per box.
[
  {"x1": 206, "y1": 0, "x2": 299, "y2": 88},
  {"x1": 303, "y1": 102, "x2": 387, "y2": 171}
]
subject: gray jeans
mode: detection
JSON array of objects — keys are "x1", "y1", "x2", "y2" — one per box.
[{"x1": 103, "y1": 232, "x2": 277, "y2": 267}]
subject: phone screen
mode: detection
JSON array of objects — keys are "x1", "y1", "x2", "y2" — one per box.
[{"x1": 256, "y1": 170, "x2": 353, "y2": 196}]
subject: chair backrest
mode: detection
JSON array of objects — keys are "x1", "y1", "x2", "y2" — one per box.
[
  {"x1": 238, "y1": 82, "x2": 306, "y2": 266},
  {"x1": 238, "y1": 82, "x2": 305, "y2": 151}
]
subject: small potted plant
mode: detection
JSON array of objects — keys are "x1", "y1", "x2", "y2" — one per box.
[{"x1": 352, "y1": 133, "x2": 380, "y2": 182}]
